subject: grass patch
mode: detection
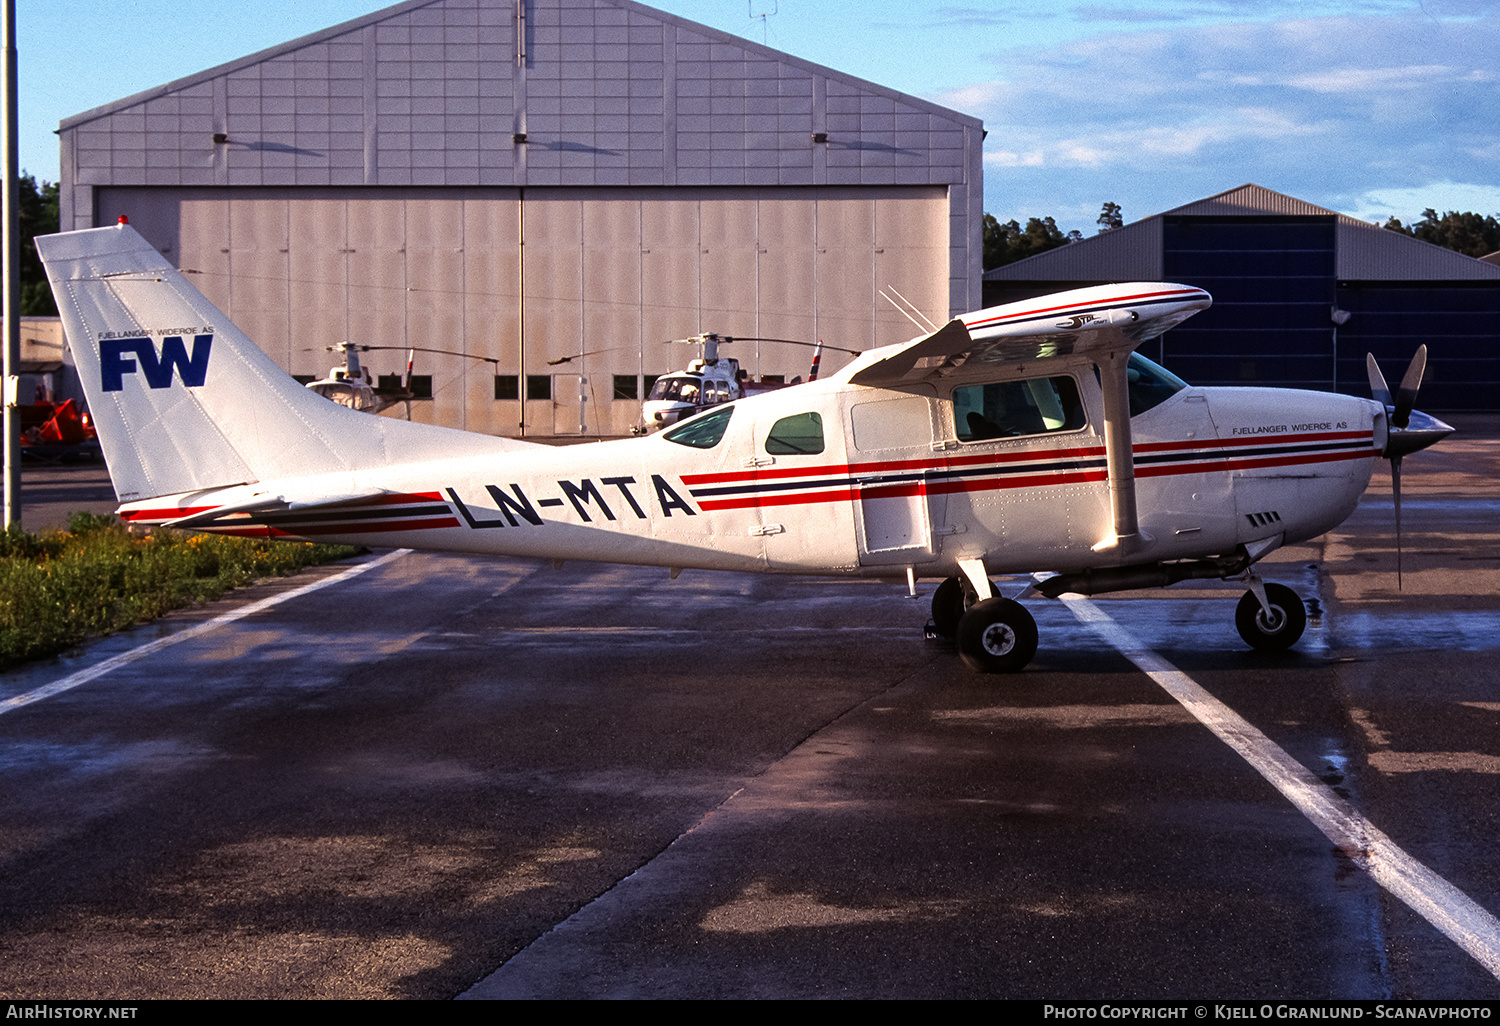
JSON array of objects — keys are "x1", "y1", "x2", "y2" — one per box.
[{"x1": 0, "y1": 512, "x2": 362, "y2": 671}]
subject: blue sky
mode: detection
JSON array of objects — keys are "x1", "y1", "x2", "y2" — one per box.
[{"x1": 20, "y1": 0, "x2": 1500, "y2": 234}]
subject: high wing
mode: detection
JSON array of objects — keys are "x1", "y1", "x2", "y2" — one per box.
[
  {"x1": 839, "y1": 283, "x2": 1212, "y2": 559},
  {"x1": 842, "y1": 283, "x2": 1211, "y2": 389}
]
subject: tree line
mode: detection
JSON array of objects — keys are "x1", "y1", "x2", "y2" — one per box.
[
  {"x1": 1380, "y1": 209, "x2": 1500, "y2": 259},
  {"x1": 984, "y1": 200, "x2": 1500, "y2": 270},
  {"x1": 17, "y1": 173, "x2": 60, "y2": 316}
]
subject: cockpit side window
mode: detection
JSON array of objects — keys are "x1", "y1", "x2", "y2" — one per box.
[
  {"x1": 1126, "y1": 353, "x2": 1188, "y2": 415},
  {"x1": 662, "y1": 404, "x2": 734, "y2": 448},
  {"x1": 953, "y1": 375, "x2": 1086, "y2": 442},
  {"x1": 765, "y1": 412, "x2": 824, "y2": 455}
]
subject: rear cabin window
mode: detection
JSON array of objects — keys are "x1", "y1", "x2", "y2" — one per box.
[
  {"x1": 765, "y1": 412, "x2": 824, "y2": 455},
  {"x1": 954, "y1": 376, "x2": 1086, "y2": 442},
  {"x1": 662, "y1": 404, "x2": 734, "y2": 448}
]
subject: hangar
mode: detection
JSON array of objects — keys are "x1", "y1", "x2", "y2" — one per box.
[
  {"x1": 984, "y1": 184, "x2": 1500, "y2": 412},
  {"x1": 58, "y1": 0, "x2": 983, "y2": 437}
]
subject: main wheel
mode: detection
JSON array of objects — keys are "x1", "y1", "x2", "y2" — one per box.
[
  {"x1": 956, "y1": 597, "x2": 1038, "y2": 673},
  {"x1": 1235, "y1": 583, "x2": 1307, "y2": 651},
  {"x1": 930, "y1": 576, "x2": 997, "y2": 638}
]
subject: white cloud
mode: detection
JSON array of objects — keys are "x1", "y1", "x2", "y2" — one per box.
[
  {"x1": 1286, "y1": 64, "x2": 1487, "y2": 93},
  {"x1": 956, "y1": 8, "x2": 1500, "y2": 226},
  {"x1": 1348, "y1": 182, "x2": 1500, "y2": 222},
  {"x1": 985, "y1": 150, "x2": 1048, "y2": 167}
]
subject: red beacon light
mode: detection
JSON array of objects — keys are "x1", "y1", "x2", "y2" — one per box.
[{"x1": 117, "y1": 215, "x2": 129, "y2": 225}]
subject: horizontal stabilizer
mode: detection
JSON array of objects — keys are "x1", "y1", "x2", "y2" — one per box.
[{"x1": 159, "y1": 486, "x2": 392, "y2": 529}]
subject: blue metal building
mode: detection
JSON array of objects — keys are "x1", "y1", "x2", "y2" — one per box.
[{"x1": 983, "y1": 185, "x2": 1500, "y2": 412}]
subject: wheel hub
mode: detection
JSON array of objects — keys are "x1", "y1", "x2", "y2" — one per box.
[
  {"x1": 980, "y1": 622, "x2": 1016, "y2": 656},
  {"x1": 1256, "y1": 605, "x2": 1286, "y2": 633}
]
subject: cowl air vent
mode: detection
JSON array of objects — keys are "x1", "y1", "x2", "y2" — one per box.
[{"x1": 1245, "y1": 510, "x2": 1283, "y2": 528}]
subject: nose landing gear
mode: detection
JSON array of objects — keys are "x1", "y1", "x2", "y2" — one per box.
[{"x1": 1234, "y1": 581, "x2": 1307, "y2": 651}]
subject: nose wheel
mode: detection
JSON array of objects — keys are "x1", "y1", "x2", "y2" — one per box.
[{"x1": 1234, "y1": 582, "x2": 1307, "y2": 651}]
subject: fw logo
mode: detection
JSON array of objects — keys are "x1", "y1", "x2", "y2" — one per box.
[{"x1": 100, "y1": 334, "x2": 213, "y2": 392}]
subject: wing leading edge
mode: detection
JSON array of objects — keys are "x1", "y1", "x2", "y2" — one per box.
[{"x1": 843, "y1": 283, "x2": 1211, "y2": 389}]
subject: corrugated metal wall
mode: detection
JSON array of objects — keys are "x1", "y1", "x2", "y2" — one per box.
[
  {"x1": 1162, "y1": 216, "x2": 1337, "y2": 390},
  {"x1": 1335, "y1": 283, "x2": 1500, "y2": 410}
]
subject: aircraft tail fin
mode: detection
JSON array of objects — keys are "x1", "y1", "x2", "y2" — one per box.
[{"x1": 37, "y1": 222, "x2": 533, "y2": 504}]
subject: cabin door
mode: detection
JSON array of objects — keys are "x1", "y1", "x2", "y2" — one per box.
[{"x1": 846, "y1": 391, "x2": 945, "y2": 567}]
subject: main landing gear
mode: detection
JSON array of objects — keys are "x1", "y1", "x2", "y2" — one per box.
[
  {"x1": 930, "y1": 573, "x2": 1309, "y2": 673},
  {"x1": 930, "y1": 578, "x2": 1038, "y2": 674}
]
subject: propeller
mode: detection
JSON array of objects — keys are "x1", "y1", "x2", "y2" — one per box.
[{"x1": 1365, "y1": 345, "x2": 1454, "y2": 587}]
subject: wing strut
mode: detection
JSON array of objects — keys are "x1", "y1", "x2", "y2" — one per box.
[{"x1": 1095, "y1": 350, "x2": 1145, "y2": 555}]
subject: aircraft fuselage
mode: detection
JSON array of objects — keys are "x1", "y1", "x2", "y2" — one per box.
[{"x1": 120, "y1": 362, "x2": 1380, "y2": 585}]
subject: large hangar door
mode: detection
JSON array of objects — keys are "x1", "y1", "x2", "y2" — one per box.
[
  {"x1": 463, "y1": 199, "x2": 523, "y2": 438},
  {"x1": 582, "y1": 196, "x2": 646, "y2": 437},
  {"x1": 225, "y1": 196, "x2": 291, "y2": 373},
  {"x1": 94, "y1": 185, "x2": 952, "y2": 439},
  {"x1": 404, "y1": 196, "x2": 468, "y2": 430},
  {"x1": 523, "y1": 194, "x2": 587, "y2": 436},
  {"x1": 639, "y1": 195, "x2": 702, "y2": 400}
]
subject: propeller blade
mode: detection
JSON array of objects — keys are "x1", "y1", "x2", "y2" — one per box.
[
  {"x1": 1392, "y1": 344, "x2": 1427, "y2": 430},
  {"x1": 1366, "y1": 352, "x2": 1392, "y2": 408},
  {"x1": 1391, "y1": 455, "x2": 1404, "y2": 589}
]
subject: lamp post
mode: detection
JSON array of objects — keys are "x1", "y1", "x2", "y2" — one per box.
[
  {"x1": 2, "y1": 0, "x2": 18, "y2": 528},
  {"x1": 1331, "y1": 306, "x2": 1352, "y2": 392}
]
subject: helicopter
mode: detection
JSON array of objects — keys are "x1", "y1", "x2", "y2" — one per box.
[{"x1": 638, "y1": 334, "x2": 831, "y2": 432}]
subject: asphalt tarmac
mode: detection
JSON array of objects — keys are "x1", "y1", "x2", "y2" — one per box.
[{"x1": 1, "y1": 431, "x2": 1498, "y2": 999}]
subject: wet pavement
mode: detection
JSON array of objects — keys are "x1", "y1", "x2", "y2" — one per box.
[
  {"x1": 1, "y1": 434, "x2": 1498, "y2": 998},
  {"x1": 17, "y1": 459, "x2": 116, "y2": 532}
]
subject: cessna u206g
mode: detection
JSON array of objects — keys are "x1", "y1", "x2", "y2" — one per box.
[{"x1": 37, "y1": 222, "x2": 1451, "y2": 672}]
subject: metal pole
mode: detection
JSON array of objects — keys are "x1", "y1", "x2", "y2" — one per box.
[{"x1": 2, "y1": 0, "x2": 19, "y2": 528}]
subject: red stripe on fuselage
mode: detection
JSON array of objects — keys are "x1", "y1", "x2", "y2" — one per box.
[{"x1": 691, "y1": 435, "x2": 1373, "y2": 511}]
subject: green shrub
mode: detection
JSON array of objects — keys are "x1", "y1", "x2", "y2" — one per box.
[{"x1": 0, "y1": 521, "x2": 360, "y2": 670}]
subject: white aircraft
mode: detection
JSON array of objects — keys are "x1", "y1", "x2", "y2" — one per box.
[{"x1": 37, "y1": 222, "x2": 1452, "y2": 672}]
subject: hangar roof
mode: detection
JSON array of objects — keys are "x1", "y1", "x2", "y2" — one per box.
[
  {"x1": 983, "y1": 183, "x2": 1500, "y2": 283},
  {"x1": 60, "y1": 0, "x2": 981, "y2": 192}
]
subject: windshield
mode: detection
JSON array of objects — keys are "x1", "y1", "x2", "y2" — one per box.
[
  {"x1": 1127, "y1": 353, "x2": 1188, "y2": 415},
  {"x1": 647, "y1": 375, "x2": 701, "y2": 404},
  {"x1": 662, "y1": 404, "x2": 734, "y2": 448}
]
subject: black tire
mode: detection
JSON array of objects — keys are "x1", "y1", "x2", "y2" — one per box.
[
  {"x1": 931, "y1": 577, "x2": 964, "y2": 638},
  {"x1": 930, "y1": 576, "x2": 997, "y2": 639},
  {"x1": 1235, "y1": 583, "x2": 1307, "y2": 651},
  {"x1": 956, "y1": 597, "x2": 1038, "y2": 673}
]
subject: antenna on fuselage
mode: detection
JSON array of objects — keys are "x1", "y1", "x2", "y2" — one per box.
[{"x1": 880, "y1": 286, "x2": 940, "y2": 333}]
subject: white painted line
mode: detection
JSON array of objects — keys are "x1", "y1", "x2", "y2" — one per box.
[
  {"x1": 1064, "y1": 595, "x2": 1500, "y2": 982},
  {"x1": 0, "y1": 549, "x2": 411, "y2": 716}
]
